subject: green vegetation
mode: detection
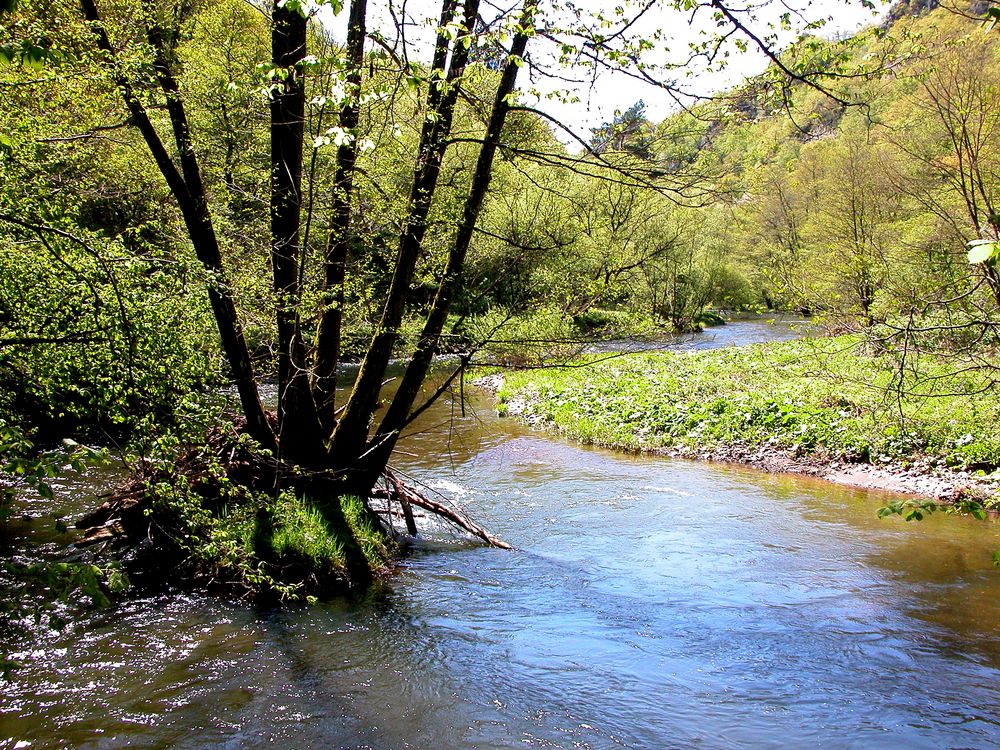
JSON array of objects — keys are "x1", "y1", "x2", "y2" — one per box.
[
  {"x1": 194, "y1": 491, "x2": 395, "y2": 599},
  {"x1": 267, "y1": 494, "x2": 350, "y2": 572},
  {"x1": 450, "y1": 1, "x2": 1000, "y2": 358},
  {"x1": 495, "y1": 336, "x2": 1000, "y2": 476},
  {"x1": 257, "y1": 492, "x2": 393, "y2": 593},
  {"x1": 102, "y1": 425, "x2": 396, "y2": 600}
]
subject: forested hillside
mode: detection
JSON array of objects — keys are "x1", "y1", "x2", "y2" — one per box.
[
  {"x1": 534, "y1": 0, "x2": 999, "y2": 337},
  {"x1": 684, "y1": 0, "x2": 999, "y2": 332}
]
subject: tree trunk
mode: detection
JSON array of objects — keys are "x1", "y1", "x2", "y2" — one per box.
[
  {"x1": 363, "y1": 1, "x2": 538, "y2": 478},
  {"x1": 271, "y1": 1, "x2": 324, "y2": 463},
  {"x1": 313, "y1": 0, "x2": 368, "y2": 438},
  {"x1": 328, "y1": 0, "x2": 473, "y2": 468}
]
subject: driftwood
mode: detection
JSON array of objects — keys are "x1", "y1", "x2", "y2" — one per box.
[
  {"x1": 76, "y1": 488, "x2": 145, "y2": 549},
  {"x1": 375, "y1": 469, "x2": 512, "y2": 550}
]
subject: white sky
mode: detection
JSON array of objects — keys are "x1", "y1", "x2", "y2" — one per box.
[
  {"x1": 318, "y1": 0, "x2": 890, "y2": 142},
  {"x1": 527, "y1": 0, "x2": 889, "y2": 138}
]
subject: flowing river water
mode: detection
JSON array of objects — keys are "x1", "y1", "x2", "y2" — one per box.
[{"x1": 4, "y1": 319, "x2": 1000, "y2": 749}]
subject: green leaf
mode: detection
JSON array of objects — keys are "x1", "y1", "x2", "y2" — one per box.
[
  {"x1": 105, "y1": 567, "x2": 130, "y2": 594},
  {"x1": 277, "y1": 0, "x2": 307, "y2": 16}
]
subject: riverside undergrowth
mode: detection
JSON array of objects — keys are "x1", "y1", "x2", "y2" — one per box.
[
  {"x1": 494, "y1": 336, "x2": 1000, "y2": 479},
  {"x1": 76, "y1": 419, "x2": 396, "y2": 602}
]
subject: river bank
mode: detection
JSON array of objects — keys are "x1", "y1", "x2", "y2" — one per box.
[{"x1": 477, "y1": 335, "x2": 1000, "y2": 505}]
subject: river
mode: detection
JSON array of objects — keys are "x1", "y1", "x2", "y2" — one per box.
[{"x1": 3, "y1": 319, "x2": 1000, "y2": 749}]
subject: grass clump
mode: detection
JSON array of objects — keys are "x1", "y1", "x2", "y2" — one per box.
[
  {"x1": 211, "y1": 491, "x2": 396, "y2": 598},
  {"x1": 340, "y1": 494, "x2": 395, "y2": 570},
  {"x1": 261, "y1": 492, "x2": 393, "y2": 582},
  {"x1": 267, "y1": 492, "x2": 347, "y2": 571}
]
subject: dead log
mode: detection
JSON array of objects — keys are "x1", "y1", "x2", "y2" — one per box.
[{"x1": 377, "y1": 469, "x2": 512, "y2": 549}]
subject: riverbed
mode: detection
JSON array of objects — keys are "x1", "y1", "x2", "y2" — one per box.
[{"x1": 3, "y1": 321, "x2": 1000, "y2": 749}]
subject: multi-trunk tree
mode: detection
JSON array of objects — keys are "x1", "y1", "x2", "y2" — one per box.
[
  {"x1": 64, "y1": 0, "x2": 883, "y2": 509},
  {"x1": 73, "y1": 0, "x2": 539, "y2": 503}
]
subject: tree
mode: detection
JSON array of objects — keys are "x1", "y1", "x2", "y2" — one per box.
[
  {"x1": 799, "y1": 135, "x2": 902, "y2": 325},
  {"x1": 895, "y1": 33, "x2": 1000, "y2": 303},
  {"x1": 590, "y1": 100, "x2": 655, "y2": 158},
  {"x1": 4, "y1": 0, "x2": 888, "y2": 556},
  {"x1": 559, "y1": 172, "x2": 681, "y2": 316},
  {"x1": 67, "y1": 0, "x2": 540, "y2": 505}
]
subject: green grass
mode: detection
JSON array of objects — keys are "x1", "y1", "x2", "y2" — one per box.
[
  {"x1": 267, "y1": 492, "x2": 349, "y2": 571},
  {"x1": 167, "y1": 487, "x2": 394, "y2": 600},
  {"x1": 338, "y1": 494, "x2": 395, "y2": 572},
  {"x1": 256, "y1": 492, "x2": 394, "y2": 589},
  {"x1": 494, "y1": 336, "x2": 1000, "y2": 471}
]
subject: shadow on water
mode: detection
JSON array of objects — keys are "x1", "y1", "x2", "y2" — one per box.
[{"x1": 4, "y1": 320, "x2": 1000, "y2": 749}]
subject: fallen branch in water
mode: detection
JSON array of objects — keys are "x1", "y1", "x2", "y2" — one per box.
[{"x1": 375, "y1": 468, "x2": 513, "y2": 549}]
